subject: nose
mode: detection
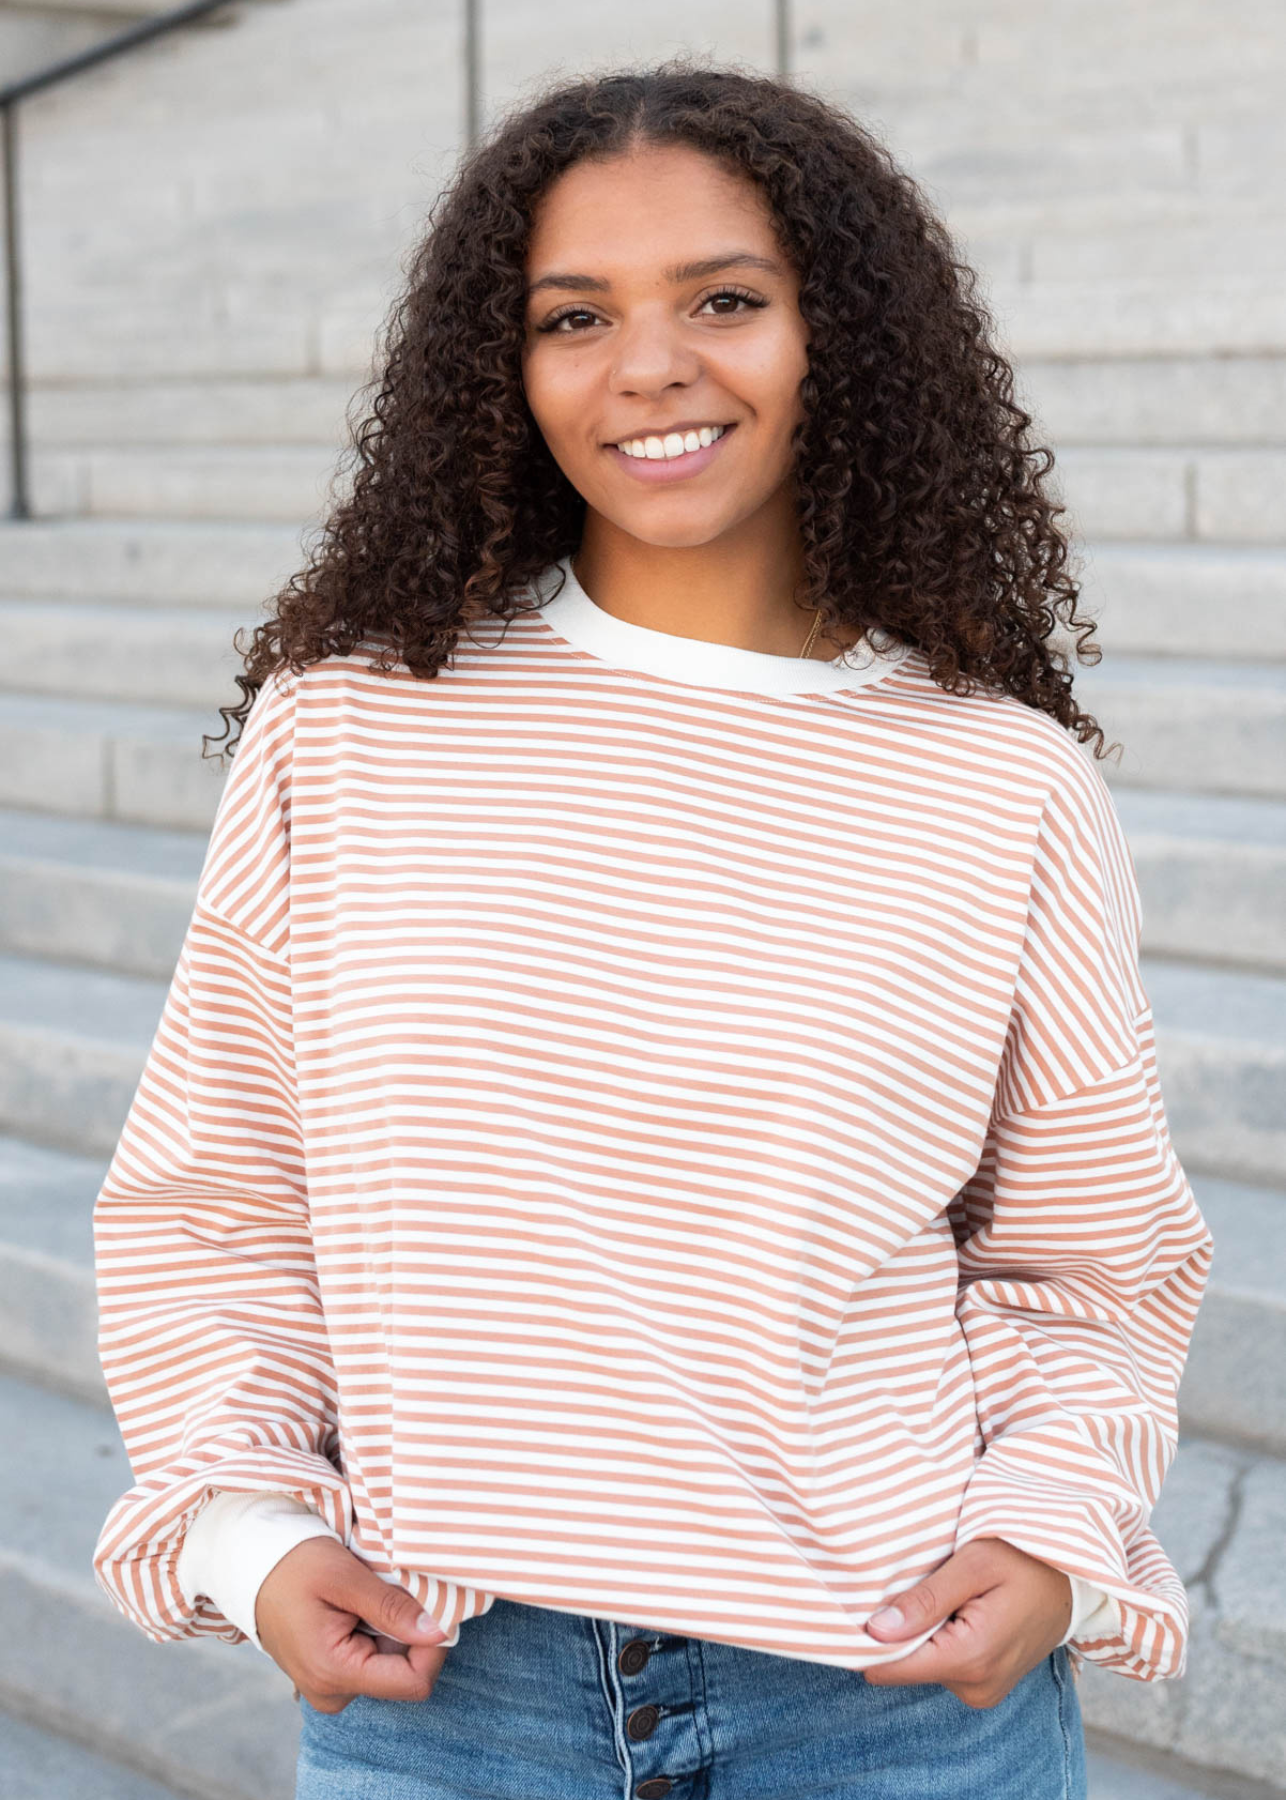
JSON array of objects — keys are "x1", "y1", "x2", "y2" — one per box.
[{"x1": 607, "y1": 306, "x2": 701, "y2": 400}]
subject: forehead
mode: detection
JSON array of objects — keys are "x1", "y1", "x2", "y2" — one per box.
[{"x1": 526, "y1": 143, "x2": 779, "y2": 266}]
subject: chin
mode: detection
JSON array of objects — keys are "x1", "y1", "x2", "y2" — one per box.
[{"x1": 598, "y1": 509, "x2": 742, "y2": 551}]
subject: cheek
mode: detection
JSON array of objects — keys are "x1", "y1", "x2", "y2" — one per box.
[
  {"x1": 522, "y1": 347, "x2": 595, "y2": 451},
  {"x1": 718, "y1": 328, "x2": 810, "y2": 430}
]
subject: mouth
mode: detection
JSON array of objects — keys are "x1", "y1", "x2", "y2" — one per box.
[{"x1": 604, "y1": 422, "x2": 737, "y2": 484}]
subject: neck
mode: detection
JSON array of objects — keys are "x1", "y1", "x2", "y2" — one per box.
[{"x1": 573, "y1": 509, "x2": 841, "y2": 660}]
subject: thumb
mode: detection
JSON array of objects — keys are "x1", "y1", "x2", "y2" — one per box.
[
  {"x1": 864, "y1": 1548, "x2": 983, "y2": 1642},
  {"x1": 329, "y1": 1562, "x2": 448, "y2": 1647}
]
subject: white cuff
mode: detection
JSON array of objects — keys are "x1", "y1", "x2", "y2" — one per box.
[
  {"x1": 176, "y1": 1489, "x2": 344, "y2": 1652},
  {"x1": 1061, "y1": 1572, "x2": 1122, "y2": 1646}
]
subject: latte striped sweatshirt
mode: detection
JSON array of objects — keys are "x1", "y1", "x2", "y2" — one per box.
[{"x1": 91, "y1": 557, "x2": 1213, "y2": 1682}]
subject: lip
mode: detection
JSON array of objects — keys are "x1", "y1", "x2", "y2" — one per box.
[{"x1": 606, "y1": 423, "x2": 737, "y2": 484}]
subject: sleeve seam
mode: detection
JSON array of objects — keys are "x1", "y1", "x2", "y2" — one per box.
[
  {"x1": 194, "y1": 898, "x2": 291, "y2": 969},
  {"x1": 991, "y1": 1046, "x2": 1148, "y2": 1130}
]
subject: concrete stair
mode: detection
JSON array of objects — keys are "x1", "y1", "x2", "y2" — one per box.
[{"x1": 2, "y1": 0, "x2": 1284, "y2": 1795}]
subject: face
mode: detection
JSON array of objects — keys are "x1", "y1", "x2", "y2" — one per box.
[{"x1": 520, "y1": 140, "x2": 811, "y2": 550}]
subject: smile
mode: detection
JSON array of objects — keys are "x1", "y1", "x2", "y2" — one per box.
[
  {"x1": 614, "y1": 424, "x2": 729, "y2": 460},
  {"x1": 605, "y1": 423, "x2": 736, "y2": 484}
]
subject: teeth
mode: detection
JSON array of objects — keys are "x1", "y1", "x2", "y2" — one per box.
[{"x1": 616, "y1": 424, "x2": 726, "y2": 460}]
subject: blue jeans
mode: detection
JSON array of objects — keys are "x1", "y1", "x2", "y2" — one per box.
[{"x1": 296, "y1": 1596, "x2": 1086, "y2": 1799}]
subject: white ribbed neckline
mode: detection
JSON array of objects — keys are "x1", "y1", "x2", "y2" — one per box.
[{"x1": 527, "y1": 556, "x2": 911, "y2": 696}]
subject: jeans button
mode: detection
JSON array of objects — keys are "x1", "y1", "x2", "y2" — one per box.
[
  {"x1": 618, "y1": 1637, "x2": 651, "y2": 1676},
  {"x1": 636, "y1": 1782, "x2": 672, "y2": 1798},
  {"x1": 626, "y1": 1703, "x2": 661, "y2": 1741}
]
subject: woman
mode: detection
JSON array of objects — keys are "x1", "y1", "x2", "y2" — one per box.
[{"x1": 91, "y1": 61, "x2": 1213, "y2": 1800}]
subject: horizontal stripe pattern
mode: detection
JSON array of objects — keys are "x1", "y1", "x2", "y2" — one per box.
[{"x1": 91, "y1": 594, "x2": 1212, "y2": 1680}]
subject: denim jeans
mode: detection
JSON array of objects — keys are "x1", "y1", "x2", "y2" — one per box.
[{"x1": 295, "y1": 1596, "x2": 1087, "y2": 1800}]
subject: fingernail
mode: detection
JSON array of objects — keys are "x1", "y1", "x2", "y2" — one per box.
[
  {"x1": 415, "y1": 1611, "x2": 442, "y2": 1636},
  {"x1": 868, "y1": 1606, "x2": 904, "y2": 1629}
]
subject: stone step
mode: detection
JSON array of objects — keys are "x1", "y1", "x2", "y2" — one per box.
[
  {"x1": 3, "y1": 517, "x2": 1284, "y2": 664},
  {"x1": 26, "y1": 353, "x2": 1286, "y2": 456},
  {"x1": 0, "y1": 953, "x2": 169, "y2": 1159},
  {"x1": 0, "y1": 1352, "x2": 1274, "y2": 1797},
  {"x1": 19, "y1": 442, "x2": 1286, "y2": 544},
  {"x1": 1076, "y1": 1438, "x2": 1286, "y2": 1792},
  {"x1": 1180, "y1": 1179, "x2": 1286, "y2": 1457},
  {"x1": 1074, "y1": 544, "x2": 1286, "y2": 663},
  {"x1": 21, "y1": 272, "x2": 1286, "y2": 386},
  {"x1": 28, "y1": 445, "x2": 347, "y2": 527},
  {"x1": 987, "y1": 277, "x2": 1286, "y2": 360},
  {"x1": 0, "y1": 1707, "x2": 199, "y2": 1800},
  {"x1": 1130, "y1": 958, "x2": 1286, "y2": 1189},
  {"x1": 1071, "y1": 657, "x2": 1286, "y2": 799},
  {"x1": 1107, "y1": 789, "x2": 1286, "y2": 973},
  {"x1": 1, "y1": 555, "x2": 1282, "y2": 693},
  {"x1": 1021, "y1": 355, "x2": 1286, "y2": 447},
  {"x1": 2, "y1": 1120, "x2": 1278, "y2": 1455},
  {"x1": 0, "y1": 518, "x2": 307, "y2": 608},
  {"x1": 1085, "y1": 1738, "x2": 1281, "y2": 1800},
  {"x1": 2, "y1": 776, "x2": 1280, "y2": 985},
  {"x1": 0, "y1": 806, "x2": 207, "y2": 979},
  {"x1": 0, "y1": 655, "x2": 1279, "y2": 837},
  {"x1": 0, "y1": 1368, "x2": 300, "y2": 1800},
  {"x1": 0, "y1": 600, "x2": 254, "y2": 709},
  {"x1": 0, "y1": 927, "x2": 1279, "y2": 1167},
  {"x1": 0, "y1": 692, "x2": 228, "y2": 830},
  {"x1": 1056, "y1": 448, "x2": 1286, "y2": 545}
]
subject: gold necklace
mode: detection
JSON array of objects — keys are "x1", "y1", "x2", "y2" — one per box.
[{"x1": 797, "y1": 608, "x2": 823, "y2": 659}]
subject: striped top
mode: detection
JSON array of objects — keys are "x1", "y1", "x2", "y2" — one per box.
[{"x1": 91, "y1": 556, "x2": 1213, "y2": 1682}]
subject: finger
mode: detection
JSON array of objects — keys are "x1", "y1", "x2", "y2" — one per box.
[
  {"x1": 863, "y1": 1615, "x2": 980, "y2": 1686},
  {"x1": 324, "y1": 1563, "x2": 447, "y2": 1649},
  {"x1": 864, "y1": 1545, "x2": 996, "y2": 1642},
  {"x1": 329, "y1": 1627, "x2": 448, "y2": 1702}
]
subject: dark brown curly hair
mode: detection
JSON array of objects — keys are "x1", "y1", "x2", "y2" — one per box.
[{"x1": 207, "y1": 56, "x2": 1118, "y2": 763}]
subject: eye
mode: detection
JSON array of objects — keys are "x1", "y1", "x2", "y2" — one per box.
[
  {"x1": 697, "y1": 285, "x2": 769, "y2": 317},
  {"x1": 535, "y1": 305, "x2": 602, "y2": 335},
  {"x1": 533, "y1": 286, "x2": 769, "y2": 335}
]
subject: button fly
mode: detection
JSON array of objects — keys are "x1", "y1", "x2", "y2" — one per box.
[
  {"x1": 626, "y1": 1703, "x2": 661, "y2": 1741},
  {"x1": 618, "y1": 1637, "x2": 651, "y2": 1676}
]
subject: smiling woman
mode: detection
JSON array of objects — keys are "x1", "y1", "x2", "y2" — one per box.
[
  {"x1": 88, "y1": 56, "x2": 1211, "y2": 1800},
  {"x1": 519, "y1": 143, "x2": 824, "y2": 653}
]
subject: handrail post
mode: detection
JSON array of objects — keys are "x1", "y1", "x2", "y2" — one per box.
[
  {"x1": 464, "y1": 0, "x2": 480, "y2": 147},
  {"x1": 3, "y1": 101, "x2": 31, "y2": 521},
  {"x1": 774, "y1": 0, "x2": 790, "y2": 77}
]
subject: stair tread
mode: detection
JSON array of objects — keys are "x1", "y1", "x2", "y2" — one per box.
[
  {"x1": 1110, "y1": 789, "x2": 1286, "y2": 847},
  {"x1": 0, "y1": 689, "x2": 222, "y2": 734},
  {"x1": 1074, "y1": 655, "x2": 1286, "y2": 690},
  {"x1": 0, "y1": 806, "x2": 210, "y2": 879},
  {"x1": 0, "y1": 950, "x2": 166, "y2": 1041},
  {"x1": 0, "y1": 1709, "x2": 188, "y2": 1800}
]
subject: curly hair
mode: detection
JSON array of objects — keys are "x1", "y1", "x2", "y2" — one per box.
[{"x1": 206, "y1": 56, "x2": 1118, "y2": 763}]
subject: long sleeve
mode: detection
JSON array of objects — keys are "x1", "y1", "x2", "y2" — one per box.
[
  {"x1": 177, "y1": 1490, "x2": 344, "y2": 1652},
  {"x1": 948, "y1": 744, "x2": 1213, "y2": 1682},
  {"x1": 91, "y1": 669, "x2": 355, "y2": 1645}
]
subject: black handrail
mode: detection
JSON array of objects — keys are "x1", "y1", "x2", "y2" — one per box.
[
  {"x1": 2, "y1": 0, "x2": 789, "y2": 523},
  {"x1": 1, "y1": 1, "x2": 245, "y2": 519}
]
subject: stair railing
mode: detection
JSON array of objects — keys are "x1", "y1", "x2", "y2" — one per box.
[{"x1": 1, "y1": 0, "x2": 790, "y2": 522}]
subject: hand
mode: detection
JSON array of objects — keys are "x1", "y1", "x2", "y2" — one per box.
[
  {"x1": 255, "y1": 1536, "x2": 451, "y2": 1713},
  {"x1": 861, "y1": 1537, "x2": 1073, "y2": 1709}
]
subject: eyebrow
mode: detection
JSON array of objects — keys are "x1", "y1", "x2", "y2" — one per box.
[{"x1": 525, "y1": 251, "x2": 784, "y2": 298}]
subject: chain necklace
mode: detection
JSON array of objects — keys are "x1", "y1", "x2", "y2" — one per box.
[{"x1": 797, "y1": 608, "x2": 823, "y2": 659}]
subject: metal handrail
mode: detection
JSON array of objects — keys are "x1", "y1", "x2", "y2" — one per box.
[
  {"x1": 2, "y1": 0, "x2": 788, "y2": 522},
  {"x1": 2, "y1": 1, "x2": 246, "y2": 519}
]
